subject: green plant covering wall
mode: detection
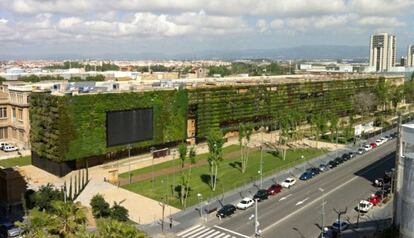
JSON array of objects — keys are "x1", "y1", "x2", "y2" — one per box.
[
  {"x1": 188, "y1": 78, "x2": 379, "y2": 138},
  {"x1": 30, "y1": 89, "x2": 188, "y2": 161}
]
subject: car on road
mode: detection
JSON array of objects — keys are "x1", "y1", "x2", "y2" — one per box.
[
  {"x1": 328, "y1": 160, "x2": 339, "y2": 169},
  {"x1": 334, "y1": 157, "x2": 345, "y2": 164},
  {"x1": 375, "y1": 139, "x2": 384, "y2": 146},
  {"x1": 307, "y1": 167, "x2": 321, "y2": 176},
  {"x1": 236, "y1": 198, "x2": 254, "y2": 210},
  {"x1": 357, "y1": 200, "x2": 373, "y2": 213},
  {"x1": 253, "y1": 189, "x2": 269, "y2": 201},
  {"x1": 216, "y1": 204, "x2": 236, "y2": 218},
  {"x1": 319, "y1": 163, "x2": 328, "y2": 172},
  {"x1": 348, "y1": 152, "x2": 356, "y2": 159},
  {"x1": 267, "y1": 184, "x2": 282, "y2": 195},
  {"x1": 0, "y1": 142, "x2": 9, "y2": 150},
  {"x1": 363, "y1": 144, "x2": 372, "y2": 152},
  {"x1": 2, "y1": 145, "x2": 18, "y2": 152},
  {"x1": 357, "y1": 148, "x2": 365, "y2": 155},
  {"x1": 341, "y1": 153, "x2": 351, "y2": 161},
  {"x1": 370, "y1": 143, "x2": 378, "y2": 149},
  {"x1": 281, "y1": 177, "x2": 296, "y2": 188},
  {"x1": 368, "y1": 194, "x2": 382, "y2": 206},
  {"x1": 380, "y1": 137, "x2": 388, "y2": 143},
  {"x1": 332, "y1": 220, "x2": 349, "y2": 231},
  {"x1": 373, "y1": 178, "x2": 386, "y2": 187},
  {"x1": 300, "y1": 171, "x2": 314, "y2": 181}
]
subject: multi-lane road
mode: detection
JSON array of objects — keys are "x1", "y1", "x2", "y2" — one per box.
[{"x1": 176, "y1": 139, "x2": 396, "y2": 238}]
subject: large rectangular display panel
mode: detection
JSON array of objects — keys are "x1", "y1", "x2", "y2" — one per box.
[{"x1": 106, "y1": 108, "x2": 153, "y2": 147}]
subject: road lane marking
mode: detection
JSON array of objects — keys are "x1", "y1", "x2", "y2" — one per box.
[
  {"x1": 260, "y1": 154, "x2": 393, "y2": 234},
  {"x1": 214, "y1": 225, "x2": 250, "y2": 238},
  {"x1": 279, "y1": 194, "x2": 292, "y2": 201},
  {"x1": 295, "y1": 197, "x2": 309, "y2": 205}
]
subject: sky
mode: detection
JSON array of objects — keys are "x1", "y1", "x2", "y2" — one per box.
[{"x1": 0, "y1": 0, "x2": 413, "y2": 59}]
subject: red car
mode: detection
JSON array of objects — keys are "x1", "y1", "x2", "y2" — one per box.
[
  {"x1": 368, "y1": 194, "x2": 382, "y2": 206},
  {"x1": 267, "y1": 184, "x2": 282, "y2": 195},
  {"x1": 370, "y1": 143, "x2": 378, "y2": 149}
]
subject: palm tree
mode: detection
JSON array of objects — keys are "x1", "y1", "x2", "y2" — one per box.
[
  {"x1": 238, "y1": 123, "x2": 252, "y2": 173},
  {"x1": 93, "y1": 219, "x2": 148, "y2": 238},
  {"x1": 51, "y1": 201, "x2": 87, "y2": 236}
]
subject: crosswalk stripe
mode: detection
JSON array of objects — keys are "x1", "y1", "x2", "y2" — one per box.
[
  {"x1": 214, "y1": 234, "x2": 227, "y2": 238},
  {"x1": 204, "y1": 231, "x2": 221, "y2": 238},
  {"x1": 176, "y1": 225, "x2": 201, "y2": 236},
  {"x1": 196, "y1": 229, "x2": 216, "y2": 238},
  {"x1": 223, "y1": 235, "x2": 231, "y2": 238},
  {"x1": 181, "y1": 226, "x2": 205, "y2": 237},
  {"x1": 187, "y1": 228, "x2": 211, "y2": 238}
]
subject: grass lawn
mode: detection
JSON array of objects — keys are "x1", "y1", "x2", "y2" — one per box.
[
  {"x1": 119, "y1": 145, "x2": 241, "y2": 178},
  {"x1": 0, "y1": 156, "x2": 31, "y2": 168},
  {"x1": 122, "y1": 147, "x2": 326, "y2": 209}
]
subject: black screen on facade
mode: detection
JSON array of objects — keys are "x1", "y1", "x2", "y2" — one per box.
[{"x1": 106, "y1": 108, "x2": 153, "y2": 147}]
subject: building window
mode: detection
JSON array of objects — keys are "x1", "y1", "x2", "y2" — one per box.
[
  {"x1": 17, "y1": 109, "x2": 23, "y2": 121},
  {"x1": 12, "y1": 107, "x2": 16, "y2": 121},
  {"x1": 0, "y1": 127, "x2": 7, "y2": 139},
  {"x1": 0, "y1": 107, "x2": 7, "y2": 119}
]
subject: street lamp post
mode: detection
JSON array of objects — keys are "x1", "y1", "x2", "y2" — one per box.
[
  {"x1": 249, "y1": 198, "x2": 261, "y2": 237},
  {"x1": 197, "y1": 193, "x2": 203, "y2": 219},
  {"x1": 260, "y1": 146, "x2": 263, "y2": 189},
  {"x1": 319, "y1": 188, "x2": 325, "y2": 238},
  {"x1": 172, "y1": 150, "x2": 176, "y2": 189}
]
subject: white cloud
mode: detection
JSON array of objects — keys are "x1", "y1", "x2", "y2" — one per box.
[
  {"x1": 270, "y1": 19, "x2": 284, "y2": 29},
  {"x1": 358, "y1": 16, "x2": 405, "y2": 27},
  {"x1": 256, "y1": 19, "x2": 269, "y2": 33}
]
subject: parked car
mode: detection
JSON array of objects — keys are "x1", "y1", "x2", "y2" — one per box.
[
  {"x1": 375, "y1": 139, "x2": 384, "y2": 146},
  {"x1": 319, "y1": 163, "x2": 328, "y2": 172},
  {"x1": 0, "y1": 222, "x2": 22, "y2": 238},
  {"x1": 380, "y1": 137, "x2": 388, "y2": 143},
  {"x1": 236, "y1": 198, "x2": 254, "y2": 210},
  {"x1": 331, "y1": 220, "x2": 349, "y2": 231},
  {"x1": 0, "y1": 142, "x2": 8, "y2": 150},
  {"x1": 368, "y1": 194, "x2": 382, "y2": 206},
  {"x1": 300, "y1": 171, "x2": 314, "y2": 181},
  {"x1": 373, "y1": 178, "x2": 385, "y2": 187},
  {"x1": 267, "y1": 184, "x2": 282, "y2": 195},
  {"x1": 357, "y1": 148, "x2": 365, "y2": 155},
  {"x1": 348, "y1": 152, "x2": 356, "y2": 159},
  {"x1": 334, "y1": 157, "x2": 345, "y2": 164},
  {"x1": 363, "y1": 144, "x2": 372, "y2": 152},
  {"x1": 253, "y1": 189, "x2": 269, "y2": 201},
  {"x1": 357, "y1": 200, "x2": 373, "y2": 213},
  {"x1": 328, "y1": 160, "x2": 339, "y2": 169},
  {"x1": 306, "y1": 167, "x2": 320, "y2": 176},
  {"x1": 341, "y1": 153, "x2": 351, "y2": 161},
  {"x1": 370, "y1": 143, "x2": 378, "y2": 149},
  {"x1": 281, "y1": 177, "x2": 296, "y2": 188},
  {"x1": 216, "y1": 204, "x2": 236, "y2": 218},
  {"x1": 2, "y1": 145, "x2": 18, "y2": 152}
]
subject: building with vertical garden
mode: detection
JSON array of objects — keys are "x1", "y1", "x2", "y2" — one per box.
[{"x1": 29, "y1": 75, "x2": 405, "y2": 176}]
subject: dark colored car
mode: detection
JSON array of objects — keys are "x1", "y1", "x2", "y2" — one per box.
[
  {"x1": 335, "y1": 157, "x2": 345, "y2": 164},
  {"x1": 0, "y1": 222, "x2": 22, "y2": 238},
  {"x1": 319, "y1": 163, "x2": 328, "y2": 172},
  {"x1": 253, "y1": 189, "x2": 269, "y2": 201},
  {"x1": 341, "y1": 153, "x2": 351, "y2": 161},
  {"x1": 267, "y1": 184, "x2": 282, "y2": 195},
  {"x1": 328, "y1": 160, "x2": 339, "y2": 168},
  {"x1": 216, "y1": 204, "x2": 236, "y2": 218},
  {"x1": 348, "y1": 152, "x2": 356, "y2": 158},
  {"x1": 307, "y1": 167, "x2": 321, "y2": 176},
  {"x1": 300, "y1": 171, "x2": 314, "y2": 181}
]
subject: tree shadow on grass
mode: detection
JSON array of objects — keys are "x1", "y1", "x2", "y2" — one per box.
[{"x1": 229, "y1": 161, "x2": 242, "y2": 172}]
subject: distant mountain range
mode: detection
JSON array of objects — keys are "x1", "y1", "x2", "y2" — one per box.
[{"x1": 0, "y1": 45, "x2": 405, "y2": 61}]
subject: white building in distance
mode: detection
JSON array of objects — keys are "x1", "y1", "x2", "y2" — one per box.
[{"x1": 369, "y1": 33, "x2": 396, "y2": 72}]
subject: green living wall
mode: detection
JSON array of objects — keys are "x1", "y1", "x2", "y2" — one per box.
[
  {"x1": 30, "y1": 89, "x2": 188, "y2": 161},
  {"x1": 188, "y1": 78, "x2": 379, "y2": 138}
]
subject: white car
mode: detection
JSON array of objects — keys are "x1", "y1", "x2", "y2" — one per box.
[
  {"x1": 357, "y1": 200, "x2": 373, "y2": 213},
  {"x1": 0, "y1": 142, "x2": 8, "y2": 150},
  {"x1": 375, "y1": 139, "x2": 384, "y2": 146},
  {"x1": 380, "y1": 137, "x2": 388, "y2": 143},
  {"x1": 363, "y1": 144, "x2": 372, "y2": 152},
  {"x1": 281, "y1": 177, "x2": 296, "y2": 188},
  {"x1": 236, "y1": 197, "x2": 254, "y2": 210},
  {"x1": 3, "y1": 145, "x2": 18, "y2": 152}
]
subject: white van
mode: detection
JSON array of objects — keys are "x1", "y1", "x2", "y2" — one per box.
[{"x1": 3, "y1": 145, "x2": 18, "y2": 152}]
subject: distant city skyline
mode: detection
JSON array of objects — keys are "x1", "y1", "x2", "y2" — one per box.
[{"x1": 0, "y1": 0, "x2": 413, "y2": 59}]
